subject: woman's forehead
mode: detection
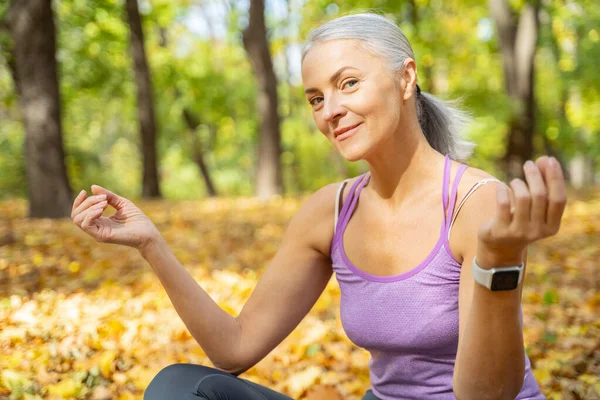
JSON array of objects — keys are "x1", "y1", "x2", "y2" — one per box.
[{"x1": 302, "y1": 40, "x2": 380, "y2": 81}]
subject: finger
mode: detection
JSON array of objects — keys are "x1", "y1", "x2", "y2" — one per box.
[
  {"x1": 495, "y1": 183, "x2": 512, "y2": 225},
  {"x1": 81, "y1": 202, "x2": 106, "y2": 231},
  {"x1": 74, "y1": 201, "x2": 107, "y2": 227},
  {"x1": 546, "y1": 157, "x2": 567, "y2": 229},
  {"x1": 510, "y1": 178, "x2": 531, "y2": 233},
  {"x1": 71, "y1": 190, "x2": 87, "y2": 219},
  {"x1": 535, "y1": 156, "x2": 551, "y2": 184},
  {"x1": 507, "y1": 184, "x2": 516, "y2": 215},
  {"x1": 72, "y1": 195, "x2": 107, "y2": 220},
  {"x1": 91, "y1": 184, "x2": 127, "y2": 209},
  {"x1": 523, "y1": 160, "x2": 548, "y2": 226}
]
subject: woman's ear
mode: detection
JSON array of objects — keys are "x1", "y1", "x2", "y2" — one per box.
[{"x1": 400, "y1": 59, "x2": 418, "y2": 100}]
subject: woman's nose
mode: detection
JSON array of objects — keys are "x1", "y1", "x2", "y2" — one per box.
[{"x1": 322, "y1": 96, "x2": 347, "y2": 123}]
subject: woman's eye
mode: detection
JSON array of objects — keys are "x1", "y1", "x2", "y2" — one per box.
[
  {"x1": 309, "y1": 97, "x2": 323, "y2": 106},
  {"x1": 343, "y1": 79, "x2": 358, "y2": 89}
]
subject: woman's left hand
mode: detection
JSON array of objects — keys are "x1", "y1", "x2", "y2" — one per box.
[{"x1": 476, "y1": 156, "x2": 567, "y2": 268}]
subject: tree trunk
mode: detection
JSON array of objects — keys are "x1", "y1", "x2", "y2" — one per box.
[
  {"x1": 124, "y1": 0, "x2": 161, "y2": 197},
  {"x1": 7, "y1": 0, "x2": 72, "y2": 218},
  {"x1": 182, "y1": 109, "x2": 218, "y2": 197},
  {"x1": 242, "y1": 0, "x2": 283, "y2": 199},
  {"x1": 489, "y1": 0, "x2": 540, "y2": 180}
]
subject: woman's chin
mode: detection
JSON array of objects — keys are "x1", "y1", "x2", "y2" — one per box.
[{"x1": 337, "y1": 146, "x2": 367, "y2": 163}]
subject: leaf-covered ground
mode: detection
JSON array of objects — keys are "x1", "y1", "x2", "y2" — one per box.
[{"x1": 1, "y1": 191, "x2": 599, "y2": 400}]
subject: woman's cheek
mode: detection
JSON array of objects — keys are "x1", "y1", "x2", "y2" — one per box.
[{"x1": 315, "y1": 120, "x2": 329, "y2": 136}]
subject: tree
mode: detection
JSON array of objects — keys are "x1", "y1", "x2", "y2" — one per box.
[
  {"x1": 7, "y1": 0, "x2": 72, "y2": 218},
  {"x1": 489, "y1": 0, "x2": 541, "y2": 179},
  {"x1": 124, "y1": 0, "x2": 161, "y2": 197},
  {"x1": 242, "y1": 0, "x2": 283, "y2": 199},
  {"x1": 182, "y1": 108, "x2": 219, "y2": 197}
]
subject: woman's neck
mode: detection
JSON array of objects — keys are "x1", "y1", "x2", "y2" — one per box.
[{"x1": 363, "y1": 135, "x2": 445, "y2": 212}]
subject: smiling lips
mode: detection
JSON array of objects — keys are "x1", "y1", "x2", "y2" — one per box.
[{"x1": 333, "y1": 122, "x2": 362, "y2": 138}]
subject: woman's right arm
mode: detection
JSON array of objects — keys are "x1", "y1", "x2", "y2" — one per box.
[
  {"x1": 138, "y1": 234, "x2": 244, "y2": 372},
  {"x1": 139, "y1": 183, "x2": 341, "y2": 375}
]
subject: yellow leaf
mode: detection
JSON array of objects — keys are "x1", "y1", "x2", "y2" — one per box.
[
  {"x1": 118, "y1": 391, "x2": 136, "y2": 400},
  {"x1": 46, "y1": 378, "x2": 84, "y2": 398},
  {"x1": 128, "y1": 366, "x2": 156, "y2": 391},
  {"x1": 32, "y1": 253, "x2": 44, "y2": 266},
  {"x1": 285, "y1": 366, "x2": 324, "y2": 398},
  {"x1": 312, "y1": 292, "x2": 333, "y2": 312},
  {"x1": 99, "y1": 320, "x2": 126, "y2": 339},
  {"x1": 23, "y1": 393, "x2": 43, "y2": 400},
  {"x1": 579, "y1": 374, "x2": 599, "y2": 385},
  {"x1": 68, "y1": 261, "x2": 81, "y2": 273},
  {"x1": 98, "y1": 350, "x2": 118, "y2": 378},
  {"x1": 533, "y1": 368, "x2": 552, "y2": 386},
  {"x1": 272, "y1": 370, "x2": 282, "y2": 381},
  {"x1": 83, "y1": 266, "x2": 103, "y2": 284}
]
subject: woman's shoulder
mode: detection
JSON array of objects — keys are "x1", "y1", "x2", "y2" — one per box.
[
  {"x1": 454, "y1": 163, "x2": 506, "y2": 209},
  {"x1": 449, "y1": 164, "x2": 505, "y2": 259},
  {"x1": 460, "y1": 164, "x2": 499, "y2": 187},
  {"x1": 291, "y1": 175, "x2": 366, "y2": 256}
]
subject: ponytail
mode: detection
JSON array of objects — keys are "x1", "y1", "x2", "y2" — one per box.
[{"x1": 415, "y1": 91, "x2": 475, "y2": 161}]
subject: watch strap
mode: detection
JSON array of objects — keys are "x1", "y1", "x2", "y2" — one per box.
[{"x1": 472, "y1": 257, "x2": 524, "y2": 290}]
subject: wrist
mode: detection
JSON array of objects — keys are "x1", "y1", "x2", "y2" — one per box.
[
  {"x1": 476, "y1": 248, "x2": 524, "y2": 270},
  {"x1": 138, "y1": 230, "x2": 164, "y2": 257}
]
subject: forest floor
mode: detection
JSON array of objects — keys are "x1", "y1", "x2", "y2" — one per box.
[{"x1": 0, "y1": 187, "x2": 598, "y2": 400}]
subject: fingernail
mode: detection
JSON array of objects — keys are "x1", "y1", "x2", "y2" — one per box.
[
  {"x1": 549, "y1": 157, "x2": 558, "y2": 168},
  {"x1": 525, "y1": 160, "x2": 535, "y2": 169},
  {"x1": 98, "y1": 194, "x2": 106, "y2": 199}
]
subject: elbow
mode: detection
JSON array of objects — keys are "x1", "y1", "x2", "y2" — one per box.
[
  {"x1": 211, "y1": 350, "x2": 256, "y2": 377},
  {"x1": 212, "y1": 363, "x2": 249, "y2": 377},
  {"x1": 208, "y1": 317, "x2": 248, "y2": 376}
]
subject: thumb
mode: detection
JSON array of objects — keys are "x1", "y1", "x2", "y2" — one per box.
[{"x1": 91, "y1": 185, "x2": 127, "y2": 208}]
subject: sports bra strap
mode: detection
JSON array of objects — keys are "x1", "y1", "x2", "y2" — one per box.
[
  {"x1": 447, "y1": 178, "x2": 503, "y2": 240},
  {"x1": 334, "y1": 179, "x2": 351, "y2": 234},
  {"x1": 441, "y1": 155, "x2": 451, "y2": 217},
  {"x1": 445, "y1": 164, "x2": 469, "y2": 229},
  {"x1": 336, "y1": 173, "x2": 370, "y2": 235}
]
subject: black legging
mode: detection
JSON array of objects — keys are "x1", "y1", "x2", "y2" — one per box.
[{"x1": 144, "y1": 363, "x2": 380, "y2": 400}]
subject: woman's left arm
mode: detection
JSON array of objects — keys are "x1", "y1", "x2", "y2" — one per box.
[{"x1": 452, "y1": 156, "x2": 567, "y2": 400}]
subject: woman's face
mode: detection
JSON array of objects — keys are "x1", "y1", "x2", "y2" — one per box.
[{"x1": 301, "y1": 39, "x2": 407, "y2": 161}]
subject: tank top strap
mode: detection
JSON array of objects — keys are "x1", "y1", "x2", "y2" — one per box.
[
  {"x1": 445, "y1": 163, "x2": 469, "y2": 231},
  {"x1": 336, "y1": 173, "x2": 369, "y2": 234},
  {"x1": 441, "y1": 155, "x2": 451, "y2": 223},
  {"x1": 337, "y1": 172, "x2": 370, "y2": 236}
]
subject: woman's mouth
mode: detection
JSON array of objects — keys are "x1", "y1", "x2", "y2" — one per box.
[{"x1": 335, "y1": 123, "x2": 362, "y2": 141}]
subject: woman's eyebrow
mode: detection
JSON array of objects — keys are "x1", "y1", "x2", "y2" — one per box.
[{"x1": 304, "y1": 66, "x2": 358, "y2": 94}]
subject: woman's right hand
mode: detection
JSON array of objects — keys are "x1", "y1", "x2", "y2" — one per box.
[{"x1": 71, "y1": 185, "x2": 160, "y2": 250}]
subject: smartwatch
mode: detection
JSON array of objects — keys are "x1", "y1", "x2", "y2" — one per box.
[{"x1": 472, "y1": 257, "x2": 524, "y2": 291}]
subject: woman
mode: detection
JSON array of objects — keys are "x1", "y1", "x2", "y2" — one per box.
[{"x1": 72, "y1": 13, "x2": 565, "y2": 400}]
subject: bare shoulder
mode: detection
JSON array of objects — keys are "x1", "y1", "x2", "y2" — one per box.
[
  {"x1": 451, "y1": 164, "x2": 506, "y2": 260},
  {"x1": 454, "y1": 164, "x2": 505, "y2": 205},
  {"x1": 290, "y1": 176, "x2": 363, "y2": 258}
]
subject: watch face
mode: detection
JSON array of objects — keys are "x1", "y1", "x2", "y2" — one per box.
[{"x1": 491, "y1": 270, "x2": 520, "y2": 291}]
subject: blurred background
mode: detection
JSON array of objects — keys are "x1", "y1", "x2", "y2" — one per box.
[
  {"x1": 0, "y1": 1, "x2": 599, "y2": 399},
  {"x1": 0, "y1": 0, "x2": 599, "y2": 212}
]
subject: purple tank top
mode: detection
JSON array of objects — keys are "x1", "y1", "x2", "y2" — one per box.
[{"x1": 330, "y1": 155, "x2": 545, "y2": 399}]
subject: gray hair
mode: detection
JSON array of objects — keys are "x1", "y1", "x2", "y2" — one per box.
[{"x1": 301, "y1": 12, "x2": 475, "y2": 161}]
